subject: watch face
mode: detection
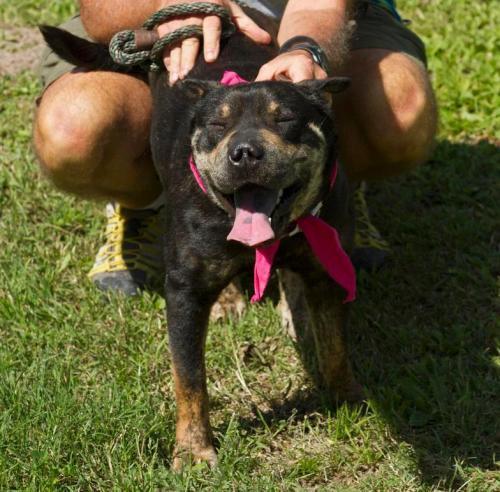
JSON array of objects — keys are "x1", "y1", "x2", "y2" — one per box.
[
  {"x1": 310, "y1": 48, "x2": 322, "y2": 64},
  {"x1": 305, "y1": 46, "x2": 328, "y2": 71}
]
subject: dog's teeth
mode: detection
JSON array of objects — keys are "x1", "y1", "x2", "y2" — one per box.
[{"x1": 268, "y1": 217, "x2": 272, "y2": 223}]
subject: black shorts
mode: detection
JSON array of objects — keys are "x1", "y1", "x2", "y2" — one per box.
[{"x1": 351, "y1": 2, "x2": 426, "y2": 65}]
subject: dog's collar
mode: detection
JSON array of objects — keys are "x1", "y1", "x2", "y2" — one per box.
[{"x1": 189, "y1": 71, "x2": 356, "y2": 304}]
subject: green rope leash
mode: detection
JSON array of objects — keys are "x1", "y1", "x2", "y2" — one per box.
[{"x1": 109, "y1": 2, "x2": 237, "y2": 72}]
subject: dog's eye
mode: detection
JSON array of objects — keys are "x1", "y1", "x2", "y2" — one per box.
[
  {"x1": 207, "y1": 120, "x2": 226, "y2": 129},
  {"x1": 275, "y1": 114, "x2": 295, "y2": 124}
]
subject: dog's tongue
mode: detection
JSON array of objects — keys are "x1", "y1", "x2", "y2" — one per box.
[{"x1": 227, "y1": 186, "x2": 278, "y2": 247}]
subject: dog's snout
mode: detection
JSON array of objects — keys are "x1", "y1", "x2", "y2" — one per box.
[{"x1": 229, "y1": 141, "x2": 264, "y2": 166}]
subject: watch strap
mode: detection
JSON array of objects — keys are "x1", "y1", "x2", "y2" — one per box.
[{"x1": 279, "y1": 36, "x2": 329, "y2": 72}]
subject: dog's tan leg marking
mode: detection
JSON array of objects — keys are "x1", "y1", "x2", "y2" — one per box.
[
  {"x1": 278, "y1": 269, "x2": 310, "y2": 342},
  {"x1": 171, "y1": 366, "x2": 217, "y2": 471},
  {"x1": 305, "y1": 285, "x2": 364, "y2": 403},
  {"x1": 282, "y1": 267, "x2": 363, "y2": 404},
  {"x1": 210, "y1": 280, "x2": 246, "y2": 323},
  {"x1": 279, "y1": 270, "x2": 363, "y2": 402}
]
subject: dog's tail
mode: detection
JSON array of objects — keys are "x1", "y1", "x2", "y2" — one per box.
[{"x1": 39, "y1": 25, "x2": 141, "y2": 74}]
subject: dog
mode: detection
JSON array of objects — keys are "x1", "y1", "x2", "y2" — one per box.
[{"x1": 40, "y1": 9, "x2": 363, "y2": 470}]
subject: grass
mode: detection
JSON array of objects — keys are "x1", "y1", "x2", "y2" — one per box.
[{"x1": 0, "y1": 0, "x2": 499, "y2": 490}]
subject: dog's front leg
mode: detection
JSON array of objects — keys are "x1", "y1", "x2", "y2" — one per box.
[
  {"x1": 302, "y1": 272, "x2": 365, "y2": 404},
  {"x1": 165, "y1": 273, "x2": 218, "y2": 471}
]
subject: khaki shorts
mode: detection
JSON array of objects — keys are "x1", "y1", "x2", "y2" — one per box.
[{"x1": 37, "y1": 2, "x2": 427, "y2": 90}]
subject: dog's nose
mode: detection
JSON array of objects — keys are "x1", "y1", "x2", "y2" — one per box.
[{"x1": 229, "y1": 141, "x2": 264, "y2": 165}]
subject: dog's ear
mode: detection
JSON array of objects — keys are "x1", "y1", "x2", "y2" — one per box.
[
  {"x1": 299, "y1": 77, "x2": 351, "y2": 94},
  {"x1": 39, "y1": 25, "x2": 132, "y2": 73},
  {"x1": 297, "y1": 77, "x2": 351, "y2": 106},
  {"x1": 176, "y1": 79, "x2": 220, "y2": 99}
]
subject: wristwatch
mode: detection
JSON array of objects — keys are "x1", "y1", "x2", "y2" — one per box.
[{"x1": 279, "y1": 36, "x2": 329, "y2": 73}]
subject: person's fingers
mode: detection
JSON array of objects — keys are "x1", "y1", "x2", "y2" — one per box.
[
  {"x1": 168, "y1": 45, "x2": 182, "y2": 84},
  {"x1": 313, "y1": 64, "x2": 328, "y2": 80},
  {"x1": 255, "y1": 62, "x2": 274, "y2": 81},
  {"x1": 158, "y1": 23, "x2": 172, "y2": 72},
  {"x1": 256, "y1": 52, "x2": 324, "y2": 82},
  {"x1": 158, "y1": 0, "x2": 272, "y2": 74},
  {"x1": 179, "y1": 37, "x2": 200, "y2": 78},
  {"x1": 159, "y1": 16, "x2": 201, "y2": 73},
  {"x1": 227, "y1": 1, "x2": 271, "y2": 44},
  {"x1": 202, "y1": 15, "x2": 221, "y2": 62},
  {"x1": 288, "y1": 54, "x2": 315, "y2": 82}
]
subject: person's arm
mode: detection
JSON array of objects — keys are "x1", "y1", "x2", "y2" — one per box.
[
  {"x1": 80, "y1": 0, "x2": 165, "y2": 43},
  {"x1": 79, "y1": 0, "x2": 271, "y2": 84},
  {"x1": 256, "y1": 0, "x2": 352, "y2": 82}
]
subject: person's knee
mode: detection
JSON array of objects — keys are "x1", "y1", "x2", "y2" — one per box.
[
  {"x1": 372, "y1": 53, "x2": 437, "y2": 170},
  {"x1": 34, "y1": 81, "x2": 114, "y2": 192}
]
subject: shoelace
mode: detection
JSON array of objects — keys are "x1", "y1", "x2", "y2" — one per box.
[{"x1": 92, "y1": 205, "x2": 162, "y2": 273}]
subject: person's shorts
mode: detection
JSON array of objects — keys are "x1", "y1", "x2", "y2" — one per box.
[
  {"x1": 350, "y1": 2, "x2": 427, "y2": 66},
  {"x1": 37, "y1": 0, "x2": 427, "y2": 91}
]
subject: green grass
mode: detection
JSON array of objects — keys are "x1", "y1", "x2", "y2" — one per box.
[{"x1": 1, "y1": 0, "x2": 499, "y2": 490}]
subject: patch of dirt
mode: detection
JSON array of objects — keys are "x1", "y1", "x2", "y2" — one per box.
[{"x1": 0, "y1": 25, "x2": 45, "y2": 76}]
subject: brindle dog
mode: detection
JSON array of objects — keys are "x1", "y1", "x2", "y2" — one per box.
[{"x1": 40, "y1": 10, "x2": 363, "y2": 469}]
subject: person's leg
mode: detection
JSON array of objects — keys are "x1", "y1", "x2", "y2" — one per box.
[
  {"x1": 34, "y1": 70, "x2": 165, "y2": 295},
  {"x1": 332, "y1": 2, "x2": 438, "y2": 268},
  {"x1": 34, "y1": 70, "x2": 160, "y2": 208},
  {"x1": 33, "y1": 15, "x2": 166, "y2": 295},
  {"x1": 335, "y1": 48, "x2": 437, "y2": 181}
]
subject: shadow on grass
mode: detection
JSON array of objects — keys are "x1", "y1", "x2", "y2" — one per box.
[
  {"x1": 233, "y1": 139, "x2": 499, "y2": 488},
  {"x1": 352, "y1": 138, "x2": 499, "y2": 488}
]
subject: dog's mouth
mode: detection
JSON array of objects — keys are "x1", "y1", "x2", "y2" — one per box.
[{"x1": 214, "y1": 183, "x2": 301, "y2": 247}]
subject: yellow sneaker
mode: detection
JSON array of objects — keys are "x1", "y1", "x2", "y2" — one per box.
[
  {"x1": 88, "y1": 203, "x2": 164, "y2": 295},
  {"x1": 352, "y1": 182, "x2": 390, "y2": 271}
]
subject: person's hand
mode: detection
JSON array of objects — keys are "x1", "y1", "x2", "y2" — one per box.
[
  {"x1": 255, "y1": 50, "x2": 327, "y2": 82},
  {"x1": 157, "y1": 0, "x2": 271, "y2": 84}
]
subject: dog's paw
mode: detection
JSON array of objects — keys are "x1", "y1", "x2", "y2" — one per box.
[
  {"x1": 172, "y1": 444, "x2": 218, "y2": 472},
  {"x1": 341, "y1": 380, "x2": 366, "y2": 404},
  {"x1": 327, "y1": 380, "x2": 366, "y2": 406},
  {"x1": 210, "y1": 282, "x2": 246, "y2": 323}
]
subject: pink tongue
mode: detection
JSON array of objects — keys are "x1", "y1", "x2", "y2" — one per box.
[{"x1": 227, "y1": 187, "x2": 277, "y2": 247}]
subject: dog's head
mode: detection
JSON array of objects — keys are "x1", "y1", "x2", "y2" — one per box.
[{"x1": 182, "y1": 77, "x2": 349, "y2": 247}]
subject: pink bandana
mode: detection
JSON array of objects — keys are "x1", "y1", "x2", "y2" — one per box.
[{"x1": 189, "y1": 71, "x2": 356, "y2": 304}]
